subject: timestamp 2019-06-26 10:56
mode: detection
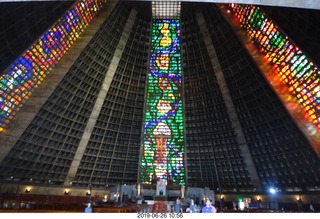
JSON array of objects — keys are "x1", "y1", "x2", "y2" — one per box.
[{"x1": 136, "y1": 213, "x2": 183, "y2": 218}]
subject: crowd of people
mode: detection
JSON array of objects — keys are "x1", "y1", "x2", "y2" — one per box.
[
  {"x1": 83, "y1": 194, "x2": 318, "y2": 213},
  {"x1": 170, "y1": 197, "x2": 217, "y2": 213},
  {"x1": 85, "y1": 197, "x2": 217, "y2": 213}
]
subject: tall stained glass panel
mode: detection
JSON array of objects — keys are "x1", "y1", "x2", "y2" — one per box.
[
  {"x1": 229, "y1": 4, "x2": 320, "y2": 132},
  {"x1": 140, "y1": 19, "x2": 185, "y2": 186},
  {"x1": 0, "y1": 0, "x2": 106, "y2": 131}
]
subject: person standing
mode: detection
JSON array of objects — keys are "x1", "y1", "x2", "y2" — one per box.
[
  {"x1": 297, "y1": 198, "x2": 303, "y2": 212},
  {"x1": 166, "y1": 203, "x2": 172, "y2": 213},
  {"x1": 202, "y1": 199, "x2": 217, "y2": 213},
  {"x1": 188, "y1": 199, "x2": 198, "y2": 213},
  {"x1": 309, "y1": 203, "x2": 315, "y2": 212},
  {"x1": 173, "y1": 197, "x2": 183, "y2": 213},
  {"x1": 84, "y1": 202, "x2": 92, "y2": 213}
]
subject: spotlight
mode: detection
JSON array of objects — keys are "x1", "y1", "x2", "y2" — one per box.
[{"x1": 269, "y1": 188, "x2": 276, "y2": 194}]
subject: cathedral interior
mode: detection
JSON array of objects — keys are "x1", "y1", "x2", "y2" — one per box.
[{"x1": 0, "y1": 0, "x2": 319, "y2": 213}]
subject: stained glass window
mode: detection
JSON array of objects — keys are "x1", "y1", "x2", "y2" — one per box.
[
  {"x1": 230, "y1": 4, "x2": 320, "y2": 132},
  {"x1": 0, "y1": 0, "x2": 106, "y2": 131},
  {"x1": 140, "y1": 19, "x2": 185, "y2": 186}
]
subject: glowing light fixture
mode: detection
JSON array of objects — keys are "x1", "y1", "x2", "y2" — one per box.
[{"x1": 25, "y1": 187, "x2": 31, "y2": 193}]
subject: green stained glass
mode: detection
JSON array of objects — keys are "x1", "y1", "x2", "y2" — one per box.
[{"x1": 140, "y1": 19, "x2": 185, "y2": 185}]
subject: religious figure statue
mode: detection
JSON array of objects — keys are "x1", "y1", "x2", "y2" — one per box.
[
  {"x1": 180, "y1": 185, "x2": 185, "y2": 199},
  {"x1": 137, "y1": 183, "x2": 141, "y2": 197}
]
